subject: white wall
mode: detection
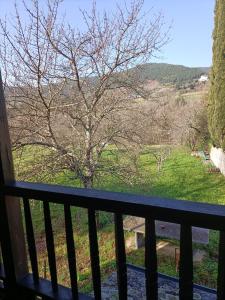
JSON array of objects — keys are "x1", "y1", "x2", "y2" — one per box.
[{"x1": 210, "y1": 146, "x2": 225, "y2": 175}]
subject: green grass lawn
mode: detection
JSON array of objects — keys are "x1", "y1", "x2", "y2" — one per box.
[
  {"x1": 97, "y1": 147, "x2": 225, "y2": 205},
  {"x1": 14, "y1": 146, "x2": 225, "y2": 292},
  {"x1": 15, "y1": 146, "x2": 225, "y2": 204}
]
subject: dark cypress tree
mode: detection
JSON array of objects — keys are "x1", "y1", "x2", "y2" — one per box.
[{"x1": 208, "y1": 0, "x2": 225, "y2": 148}]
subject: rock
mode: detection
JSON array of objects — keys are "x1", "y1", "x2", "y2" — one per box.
[
  {"x1": 193, "y1": 293, "x2": 202, "y2": 300},
  {"x1": 126, "y1": 236, "x2": 135, "y2": 249},
  {"x1": 193, "y1": 249, "x2": 206, "y2": 263}
]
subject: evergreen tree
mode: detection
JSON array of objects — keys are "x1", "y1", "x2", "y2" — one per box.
[{"x1": 208, "y1": 0, "x2": 225, "y2": 148}]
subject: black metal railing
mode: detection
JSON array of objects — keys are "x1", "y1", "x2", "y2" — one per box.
[{"x1": 0, "y1": 180, "x2": 225, "y2": 299}]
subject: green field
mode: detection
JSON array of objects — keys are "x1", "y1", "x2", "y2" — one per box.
[
  {"x1": 14, "y1": 146, "x2": 225, "y2": 292},
  {"x1": 182, "y1": 90, "x2": 206, "y2": 101}
]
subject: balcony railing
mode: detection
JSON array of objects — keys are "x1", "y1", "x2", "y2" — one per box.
[{"x1": 0, "y1": 180, "x2": 224, "y2": 299}]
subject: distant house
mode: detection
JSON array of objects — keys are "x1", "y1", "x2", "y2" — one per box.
[{"x1": 198, "y1": 74, "x2": 208, "y2": 82}]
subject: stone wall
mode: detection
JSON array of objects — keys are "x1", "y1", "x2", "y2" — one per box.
[{"x1": 210, "y1": 146, "x2": 225, "y2": 175}]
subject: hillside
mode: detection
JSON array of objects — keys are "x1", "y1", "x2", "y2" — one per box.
[
  {"x1": 5, "y1": 63, "x2": 210, "y2": 101},
  {"x1": 133, "y1": 63, "x2": 210, "y2": 86}
]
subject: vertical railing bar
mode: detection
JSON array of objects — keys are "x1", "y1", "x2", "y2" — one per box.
[
  {"x1": 145, "y1": 218, "x2": 158, "y2": 300},
  {"x1": 88, "y1": 208, "x2": 101, "y2": 300},
  {"x1": 179, "y1": 224, "x2": 193, "y2": 299},
  {"x1": 64, "y1": 204, "x2": 79, "y2": 300},
  {"x1": 23, "y1": 197, "x2": 39, "y2": 284},
  {"x1": 114, "y1": 213, "x2": 127, "y2": 300},
  {"x1": 43, "y1": 201, "x2": 58, "y2": 292},
  {"x1": 217, "y1": 230, "x2": 225, "y2": 300}
]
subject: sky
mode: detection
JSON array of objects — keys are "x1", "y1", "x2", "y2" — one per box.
[{"x1": 0, "y1": 0, "x2": 215, "y2": 68}]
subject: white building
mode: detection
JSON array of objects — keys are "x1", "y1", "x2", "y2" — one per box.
[{"x1": 198, "y1": 75, "x2": 208, "y2": 82}]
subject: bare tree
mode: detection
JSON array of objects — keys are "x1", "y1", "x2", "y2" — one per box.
[
  {"x1": 0, "y1": 0, "x2": 168, "y2": 188},
  {"x1": 171, "y1": 97, "x2": 209, "y2": 150},
  {"x1": 138, "y1": 86, "x2": 209, "y2": 151},
  {"x1": 150, "y1": 146, "x2": 171, "y2": 172}
]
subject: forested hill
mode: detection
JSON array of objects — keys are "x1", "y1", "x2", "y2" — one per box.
[{"x1": 133, "y1": 63, "x2": 210, "y2": 86}]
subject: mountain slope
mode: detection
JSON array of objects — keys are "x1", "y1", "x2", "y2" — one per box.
[{"x1": 133, "y1": 63, "x2": 209, "y2": 86}]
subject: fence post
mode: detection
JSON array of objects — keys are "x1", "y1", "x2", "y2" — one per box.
[{"x1": 0, "y1": 72, "x2": 29, "y2": 298}]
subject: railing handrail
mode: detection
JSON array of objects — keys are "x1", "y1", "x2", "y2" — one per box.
[
  {"x1": 2, "y1": 180, "x2": 225, "y2": 230},
  {"x1": 1, "y1": 180, "x2": 224, "y2": 299}
]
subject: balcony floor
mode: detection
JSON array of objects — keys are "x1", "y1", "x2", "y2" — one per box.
[{"x1": 100, "y1": 265, "x2": 216, "y2": 300}]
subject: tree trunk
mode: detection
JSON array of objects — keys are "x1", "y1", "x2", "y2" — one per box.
[
  {"x1": 83, "y1": 176, "x2": 93, "y2": 189},
  {"x1": 81, "y1": 176, "x2": 102, "y2": 228}
]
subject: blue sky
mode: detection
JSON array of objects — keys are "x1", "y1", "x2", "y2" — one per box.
[{"x1": 0, "y1": 0, "x2": 215, "y2": 67}]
